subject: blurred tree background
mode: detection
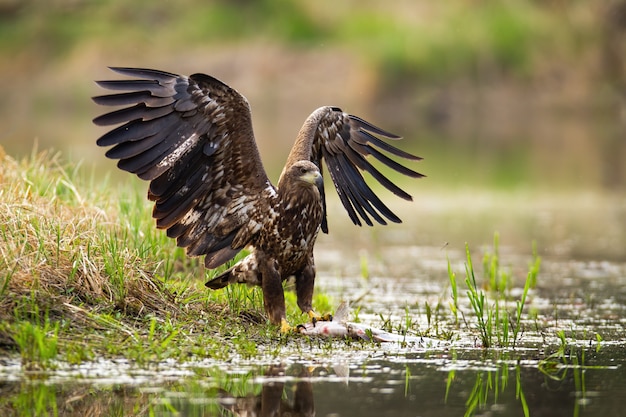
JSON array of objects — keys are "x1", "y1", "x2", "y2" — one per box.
[{"x1": 0, "y1": 0, "x2": 625, "y2": 191}]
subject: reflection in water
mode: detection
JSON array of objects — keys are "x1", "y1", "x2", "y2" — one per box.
[
  {"x1": 447, "y1": 358, "x2": 529, "y2": 417},
  {"x1": 2, "y1": 352, "x2": 625, "y2": 417},
  {"x1": 215, "y1": 365, "x2": 314, "y2": 417}
]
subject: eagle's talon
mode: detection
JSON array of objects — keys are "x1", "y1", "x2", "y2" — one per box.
[
  {"x1": 280, "y1": 319, "x2": 292, "y2": 334},
  {"x1": 308, "y1": 311, "x2": 332, "y2": 324}
]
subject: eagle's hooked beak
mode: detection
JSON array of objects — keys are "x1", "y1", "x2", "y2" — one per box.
[{"x1": 301, "y1": 169, "x2": 323, "y2": 190}]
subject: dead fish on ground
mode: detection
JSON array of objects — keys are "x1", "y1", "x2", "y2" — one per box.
[{"x1": 297, "y1": 302, "x2": 445, "y2": 347}]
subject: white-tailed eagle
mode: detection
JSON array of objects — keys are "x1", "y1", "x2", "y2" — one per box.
[{"x1": 93, "y1": 67, "x2": 423, "y2": 332}]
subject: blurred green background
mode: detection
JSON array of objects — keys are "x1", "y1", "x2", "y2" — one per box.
[{"x1": 1, "y1": 0, "x2": 625, "y2": 192}]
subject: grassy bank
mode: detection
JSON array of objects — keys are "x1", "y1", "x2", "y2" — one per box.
[{"x1": 0, "y1": 147, "x2": 339, "y2": 367}]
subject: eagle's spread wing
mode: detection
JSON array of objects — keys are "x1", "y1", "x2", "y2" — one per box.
[
  {"x1": 93, "y1": 67, "x2": 271, "y2": 268},
  {"x1": 283, "y1": 106, "x2": 423, "y2": 232}
]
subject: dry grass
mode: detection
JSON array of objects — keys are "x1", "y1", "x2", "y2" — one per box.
[
  {"x1": 0, "y1": 147, "x2": 171, "y2": 307},
  {"x1": 0, "y1": 146, "x2": 238, "y2": 358}
]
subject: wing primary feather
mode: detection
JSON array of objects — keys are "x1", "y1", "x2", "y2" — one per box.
[
  {"x1": 106, "y1": 133, "x2": 164, "y2": 159},
  {"x1": 176, "y1": 226, "x2": 241, "y2": 267},
  {"x1": 96, "y1": 112, "x2": 179, "y2": 146},
  {"x1": 341, "y1": 152, "x2": 401, "y2": 220},
  {"x1": 120, "y1": 128, "x2": 201, "y2": 180},
  {"x1": 325, "y1": 160, "x2": 361, "y2": 226},
  {"x1": 348, "y1": 115, "x2": 401, "y2": 139},
  {"x1": 116, "y1": 131, "x2": 184, "y2": 175},
  {"x1": 108, "y1": 66, "x2": 179, "y2": 80},
  {"x1": 335, "y1": 155, "x2": 383, "y2": 224},
  {"x1": 93, "y1": 103, "x2": 173, "y2": 126},
  {"x1": 338, "y1": 158, "x2": 378, "y2": 226},
  {"x1": 354, "y1": 129, "x2": 422, "y2": 161},
  {"x1": 356, "y1": 159, "x2": 413, "y2": 201},
  {"x1": 95, "y1": 80, "x2": 174, "y2": 98},
  {"x1": 95, "y1": 79, "x2": 156, "y2": 91},
  {"x1": 338, "y1": 141, "x2": 414, "y2": 202},
  {"x1": 165, "y1": 221, "x2": 187, "y2": 239},
  {"x1": 320, "y1": 177, "x2": 329, "y2": 234},
  {"x1": 334, "y1": 153, "x2": 395, "y2": 225},
  {"x1": 96, "y1": 120, "x2": 155, "y2": 146},
  {"x1": 92, "y1": 91, "x2": 175, "y2": 107},
  {"x1": 328, "y1": 155, "x2": 375, "y2": 226},
  {"x1": 349, "y1": 140, "x2": 425, "y2": 178},
  {"x1": 337, "y1": 142, "x2": 413, "y2": 204}
]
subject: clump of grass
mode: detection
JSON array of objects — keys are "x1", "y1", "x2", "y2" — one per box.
[
  {"x1": 223, "y1": 279, "x2": 265, "y2": 318},
  {"x1": 0, "y1": 148, "x2": 175, "y2": 312},
  {"x1": 0, "y1": 148, "x2": 185, "y2": 362},
  {"x1": 11, "y1": 308, "x2": 60, "y2": 370},
  {"x1": 462, "y1": 244, "x2": 494, "y2": 347},
  {"x1": 449, "y1": 233, "x2": 541, "y2": 348},
  {"x1": 448, "y1": 259, "x2": 459, "y2": 325}
]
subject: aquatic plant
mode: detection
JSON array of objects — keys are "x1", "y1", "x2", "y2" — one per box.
[
  {"x1": 449, "y1": 233, "x2": 541, "y2": 348},
  {"x1": 462, "y1": 243, "x2": 493, "y2": 347},
  {"x1": 11, "y1": 311, "x2": 60, "y2": 369},
  {"x1": 448, "y1": 258, "x2": 459, "y2": 325}
]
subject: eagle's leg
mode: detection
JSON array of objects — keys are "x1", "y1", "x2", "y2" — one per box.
[
  {"x1": 260, "y1": 258, "x2": 289, "y2": 331},
  {"x1": 296, "y1": 264, "x2": 332, "y2": 323}
]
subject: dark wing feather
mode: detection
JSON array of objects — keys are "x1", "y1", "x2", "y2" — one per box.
[
  {"x1": 282, "y1": 106, "x2": 423, "y2": 231},
  {"x1": 93, "y1": 67, "x2": 272, "y2": 268}
]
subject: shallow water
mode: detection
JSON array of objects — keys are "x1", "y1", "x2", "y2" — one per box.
[
  {"x1": 2, "y1": 194, "x2": 626, "y2": 416},
  {"x1": 2, "y1": 342, "x2": 625, "y2": 416}
]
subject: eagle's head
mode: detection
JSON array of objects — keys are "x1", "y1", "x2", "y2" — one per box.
[{"x1": 288, "y1": 160, "x2": 323, "y2": 192}]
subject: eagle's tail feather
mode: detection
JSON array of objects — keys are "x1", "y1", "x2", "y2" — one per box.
[
  {"x1": 205, "y1": 267, "x2": 234, "y2": 289},
  {"x1": 205, "y1": 253, "x2": 259, "y2": 289}
]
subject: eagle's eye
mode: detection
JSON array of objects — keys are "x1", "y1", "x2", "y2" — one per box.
[{"x1": 299, "y1": 166, "x2": 307, "y2": 174}]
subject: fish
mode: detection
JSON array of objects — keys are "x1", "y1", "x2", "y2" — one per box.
[{"x1": 297, "y1": 302, "x2": 445, "y2": 347}]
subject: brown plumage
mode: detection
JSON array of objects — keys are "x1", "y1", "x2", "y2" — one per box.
[{"x1": 93, "y1": 67, "x2": 423, "y2": 330}]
